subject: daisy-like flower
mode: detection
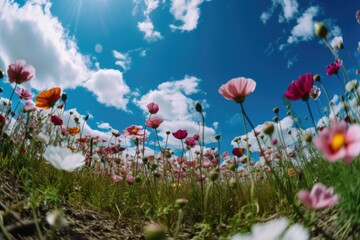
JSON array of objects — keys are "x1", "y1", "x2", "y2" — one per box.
[
  {"x1": 46, "y1": 209, "x2": 68, "y2": 228},
  {"x1": 123, "y1": 125, "x2": 147, "y2": 141},
  {"x1": 67, "y1": 127, "x2": 80, "y2": 136},
  {"x1": 43, "y1": 145, "x2": 85, "y2": 172},
  {"x1": 231, "y1": 217, "x2": 309, "y2": 240},
  {"x1": 345, "y1": 79, "x2": 358, "y2": 92},
  {"x1": 314, "y1": 119, "x2": 360, "y2": 164},
  {"x1": 326, "y1": 60, "x2": 342, "y2": 76},
  {"x1": 330, "y1": 36, "x2": 343, "y2": 51},
  {"x1": 284, "y1": 73, "x2": 314, "y2": 101},
  {"x1": 35, "y1": 87, "x2": 61, "y2": 109},
  {"x1": 298, "y1": 183, "x2": 339, "y2": 209},
  {"x1": 7, "y1": 60, "x2": 35, "y2": 84},
  {"x1": 15, "y1": 88, "x2": 32, "y2": 100},
  {"x1": 219, "y1": 77, "x2": 256, "y2": 103},
  {"x1": 310, "y1": 86, "x2": 321, "y2": 100}
]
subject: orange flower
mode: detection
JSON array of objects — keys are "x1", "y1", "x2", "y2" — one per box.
[
  {"x1": 67, "y1": 127, "x2": 80, "y2": 136},
  {"x1": 288, "y1": 168, "x2": 296, "y2": 176},
  {"x1": 35, "y1": 87, "x2": 61, "y2": 109}
]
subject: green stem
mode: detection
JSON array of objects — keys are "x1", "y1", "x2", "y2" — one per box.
[{"x1": 305, "y1": 100, "x2": 318, "y2": 133}]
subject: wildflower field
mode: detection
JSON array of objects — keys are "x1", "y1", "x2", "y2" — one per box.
[{"x1": 1, "y1": 5, "x2": 360, "y2": 240}]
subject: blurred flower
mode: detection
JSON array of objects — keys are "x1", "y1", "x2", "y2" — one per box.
[
  {"x1": 23, "y1": 101, "x2": 36, "y2": 112},
  {"x1": 218, "y1": 77, "x2": 256, "y2": 103},
  {"x1": 310, "y1": 86, "x2": 321, "y2": 100},
  {"x1": 44, "y1": 145, "x2": 85, "y2": 172},
  {"x1": 314, "y1": 22, "x2": 328, "y2": 39},
  {"x1": 35, "y1": 87, "x2": 61, "y2": 109},
  {"x1": 330, "y1": 36, "x2": 343, "y2": 50},
  {"x1": 112, "y1": 175, "x2": 122, "y2": 183},
  {"x1": 51, "y1": 115, "x2": 63, "y2": 126},
  {"x1": 231, "y1": 217, "x2": 308, "y2": 240},
  {"x1": 284, "y1": 73, "x2": 314, "y2": 101},
  {"x1": 46, "y1": 209, "x2": 68, "y2": 228},
  {"x1": 126, "y1": 175, "x2": 135, "y2": 185},
  {"x1": 356, "y1": 10, "x2": 360, "y2": 24},
  {"x1": 15, "y1": 88, "x2": 32, "y2": 100},
  {"x1": 67, "y1": 127, "x2": 80, "y2": 136},
  {"x1": 185, "y1": 136, "x2": 196, "y2": 149},
  {"x1": 298, "y1": 183, "x2": 339, "y2": 209},
  {"x1": 37, "y1": 132, "x2": 49, "y2": 144},
  {"x1": 172, "y1": 129, "x2": 188, "y2": 140},
  {"x1": 345, "y1": 80, "x2": 358, "y2": 92},
  {"x1": 326, "y1": 60, "x2": 342, "y2": 76},
  {"x1": 7, "y1": 60, "x2": 35, "y2": 84},
  {"x1": 232, "y1": 148, "x2": 244, "y2": 158},
  {"x1": 287, "y1": 168, "x2": 296, "y2": 176},
  {"x1": 147, "y1": 102, "x2": 159, "y2": 114},
  {"x1": 314, "y1": 120, "x2": 360, "y2": 164},
  {"x1": 145, "y1": 117, "x2": 163, "y2": 129},
  {"x1": 0, "y1": 114, "x2": 6, "y2": 131}
]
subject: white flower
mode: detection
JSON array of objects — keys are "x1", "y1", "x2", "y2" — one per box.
[
  {"x1": 231, "y1": 218, "x2": 309, "y2": 240},
  {"x1": 44, "y1": 145, "x2": 85, "y2": 172},
  {"x1": 37, "y1": 132, "x2": 49, "y2": 144},
  {"x1": 330, "y1": 36, "x2": 343, "y2": 51},
  {"x1": 345, "y1": 79, "x2": 358, "y2": 92},
  {"x1": 46, "y1": 209, "x2": 68, "y2": 228}
]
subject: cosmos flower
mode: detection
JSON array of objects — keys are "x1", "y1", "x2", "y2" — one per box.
[
  {"x1": 345, "y1": 79, "x2": 358, "y2": 92},
  {"x1": 7, "y1": 60, "x2": 35, "y2": 84},
  {"x1": 310, "y1": 86, "x2": 321, "y2": 100},
  {"x1": 314, "y1": 120, "x2": 360, "y2": 164},
  {"x1": 298, "y1": 183, "x2": 339, "y2": 209},
  {"x1": 284, "y1": 73, "x2": 314, "y2": 101},
  {"x1": 219, "y1": 77, "x2": 256, "y2": 103},
  {"x1": 35, "y1": 87, "x2": 61, "y2": 109},
  {"x1": 123, "y1": 125, "x2": 147, "y2": 141},
  {"x1": 147, "y1": 102, "x2": 159, "y2": 114},
  {"x1": 15, "y1": 88, "x2": 32, "y2": 100},
  {"x1": 172, "y1": 129, "x2": 188, "y2": 140},
  {"x1": 51, "y1": 115, "x2": 63, "y2": 126},
  {"x1": 330, "y1": 36, "x2": 343, "y2": 51},
  {"x1": 67, "y1": 127, "x2": 80, "y2": 136},
  {"x1": 326, "y1": 60, "x2": 342, "y2": 76},
  {"x1": 145, "y1": 117, "x2": 163, "y2": 129},
  {"x1": 184, "y1": 136, "x2": 196, "y2": 149},
  {"x1": 43, "y1": 145, "x2": 85, "y2": 172}
]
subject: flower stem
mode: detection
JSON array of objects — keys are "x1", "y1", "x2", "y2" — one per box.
[{"x1": 305, "y1": 100, "x2": 318, "y2": 133}]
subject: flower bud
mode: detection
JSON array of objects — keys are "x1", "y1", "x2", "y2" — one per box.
[
  {"x1": 313, "y1": 74, "x2": 321, "y2": 82},
  {"x1": 273, "y1": 116, "x2": 279, "y2": 122},
  {"x1": 195, "y1": 101, "x2": 202, "y2": 113},
  {"x1": 228, "y1": 178, "x2": 237, "y2": 188},
  {"x1": 175, "y1": 198, "x2": 188, "y2": 209},
  {"x1": 144, "y1": 223, "x2": 166, "y2": 240},
  {"x1": 61, "y1": 93, "x2": 67, "y2": 102},
  {"x1": 209, "y1": 170, "x2": 219, "y2": 181},
  {"x1": 84, "y1": 114, "x2": 90, "y2": 121},
  {"x1": 273, "y1": 107, "x2": 279, "y2": 114},
  {"x1": 263, "y1": 122, "x2": 275, "y2": 135},
  {"x1": 314, "y1": 22, "x2": 328, "y2": 39},
  {"x1": 214, "y1": 134, "x2": 221, "y2": 140},
  {"x1": 303, "y1": 132, "x2": 312, "y2": 143},
  {"x1": 166, "y1": 131, "x2": 170, "y2": 135},
  {"x1": 0, "y1": 69, "x2": 3, "y2": 79}
]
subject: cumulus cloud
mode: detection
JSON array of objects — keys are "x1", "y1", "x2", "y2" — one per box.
[
  {"x1": 137, "y1": 19, "x2": 163, "y2": 42},
  {"x1": 134, "y1": 75, "x2": 216, "y2": 147},
  {"x1": 97, "y1": 122, "x2": 112, "y2": 130},
  {"x1": 260, "y1": 0, "x2": 299, "y2": 24},
  {"x1": 169, "y1": 0, "x2": 204, "y2": 31},
  {"x1": 84, "y1": 69, "x2": 130, "y2": 110},
  {"x1": 0, "y1": 0, "x2": 132, "y2": 111}
]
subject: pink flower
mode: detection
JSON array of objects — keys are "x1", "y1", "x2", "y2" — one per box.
[
  {"x1": 23, "y1": 101, "x2": 36, "y2": 112},
  {"x1": 314, "y1": 120, "x2": 360, "y2": 164},
  {"x1": 326, "y1": 60, "x2": 342, "y2": 76},
  {"x1": 298, "y1": 183, "x2": 339, "y2": 209},
  {"x1": 7, "y1": 60, "x2": 35, "y2": 84},
  {"x1": 172, "y1": 129, "x2": 188, "y2": 140},
  {"x1": 112, "y1": 175, "x2": 123, "y2": 183},
  {"x1": 145, "y1": 117, "x2": 163, "y2": 129},
  {"x1": 185, "y1": 136, "x2": 196, "y2": 149},
  {"x1": 123, "y1": 125, "x2": 147, "y2": 141},
  {"x1": 15, "y1": 88, "x2": 32, "y2": 100},
  {"x1": 147, "y1": 102, "x2": 159, "y2": 114},
  {"x1": 51, "y1": 115, "x2": 63, "y2": 126},
  {"x1": 218, "y1": 77, "x2": 256, "y2": 103},
  {"x1": 126, "y1": 175, "x2": 135, "y2": 185},
  {"x1": 284, "y1": 73, "x2": 314, "y2": 101}
]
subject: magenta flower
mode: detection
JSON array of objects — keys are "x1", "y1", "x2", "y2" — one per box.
[
  {"x1": 185, "y1": 136, "x2": 196, "y2": 149},
  {"x1": 145, "y1": 117, "x2": 163, "y2": 129},
  {"x1": 218, "y1": 77, "x2": 256, "y2": 103},
  {"x1": 7, "y1": 60, "x2": 35, "y2": 84},
  {"x1": 326, "y1": 60, "x2": 342, "y2": 76},
  {"x1": 284, "y1": 73, "x2": 314, "y2": 101},
  {"x1": 147, "y1": 102, "x2": 159, "y2": 114},
  {"x1": 172, "y1": 129, "x2": 188, "y2": 140},
  {"x1": 314, "y1": 120, "x2": 360, "y2": 164},
  {"x1": 15, "y1": 88, "x2": 33, "y2": 100},
  {"x1": 50, "y1": 115, "x2": 63, "y2": 126},
  {"x1": 298, "y1": 183, "x2": 339, "y2": 209}
]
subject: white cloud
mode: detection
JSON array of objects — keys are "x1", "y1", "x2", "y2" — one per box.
[
  {"x1": 0, "y1": 0, "x2": 132, "y2": 111},
  {"x1": 84, "y1": 69, "x2": 130, "y2": 110},
  {"x1": 144, "y1": 0, "x2": 160, "y2": 16},
  {"x1": 169, "y1": 0, "x2": 204, "y2": 31},
  {"x1": 137, "y1": 19, "x2": 163, "y2": 42},
  {"x1": 260, "y1": 0, "x2": 299, "y2": 24},
  {"x1": 134, "y1": 75, "x2": 216, "y2": 148},
  {"x1": 97, "y1": 122, "x2": 112, "y2": 130},
  {"x1": 112, "y1": 50, "x2": 131, "y2": 72},
  {"x1": 213, "y1": 121, "x2": 219, "y2": 129}
]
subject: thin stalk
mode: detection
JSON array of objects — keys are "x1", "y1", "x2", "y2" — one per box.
[{"x1": 305, "y1": 100, "x2": 318, "y2": 133}]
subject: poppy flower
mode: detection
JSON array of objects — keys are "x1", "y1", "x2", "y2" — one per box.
[
  {"x1": 172, "y1": 129, "x2": 188, "y2": 140},
  {"x1": 232, "y1": 148, "x2": 244, "y2": 158},
  {"x1": 7, "y1": 60, "x2": 35, "y2": 84},
  {"x1": 35, "y1": 87, "x2": 61, "y2": 109},
  {"x1": 326, "y1": 60, "x2": 342, "y2": 76},
  {"x1": 284, "y1": 73, "x2": 314, "y2": 101},
  {"x1": 147, "y1": 102, "x2": 159, "y2": 114},
  {"x1": 219, "y1": 77, "x2": 256, "y2": 103},
  {"x1": 67, "y1": 127, "x2": 80, "y2": 136}
]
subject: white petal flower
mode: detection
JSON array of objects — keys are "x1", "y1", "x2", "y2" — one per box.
[
  {"x1": 46, "y1": 209, "x2": 68, "y2": 228},
  {"x1": 345, "y1": 79, "x2": 358, "y2": 92},
  {"x1": 37, "y1": 132, "x2": 49, "y2": 144},
  {"x1": 44, "y1": 145, "x2": 85, "y2": 172}
]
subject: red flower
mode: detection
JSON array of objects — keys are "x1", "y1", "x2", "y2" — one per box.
[
  {"x1": 185, "y1": 137, "x2": 196, "y2": 149},
  {"x1": 232, "y1": 148, "x2": 244, "y2": 158},
  {"x1": 7, "y1": 60, "x2": 35, "y2": 84},
  {"x1": 172, "y1": 129, "x2": 188, "y2": 140},
  {"x1": 50, "y1": 115, "x2": 63, "y2": 126},
  {"x1": 147, "y1": 102, "x2": 159, "y2": 114},
  {"x1": 284, "y1": 73, "x2": 314, "y2": 101},
  {"x1": 326, "y1": 60, "x2": 342, "y2": 76}
]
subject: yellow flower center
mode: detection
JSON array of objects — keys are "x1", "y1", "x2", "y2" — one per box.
[
  {"x1": 131, "y1": 128, "x2": 138, "y2": 134},
  {"x1": 331, "y1": 133, "x2": 345, "y2": 152}
]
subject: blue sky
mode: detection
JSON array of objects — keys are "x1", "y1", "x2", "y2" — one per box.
[{"x1": 0, "y1": 0, "x2": 359, "y2": 154}]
